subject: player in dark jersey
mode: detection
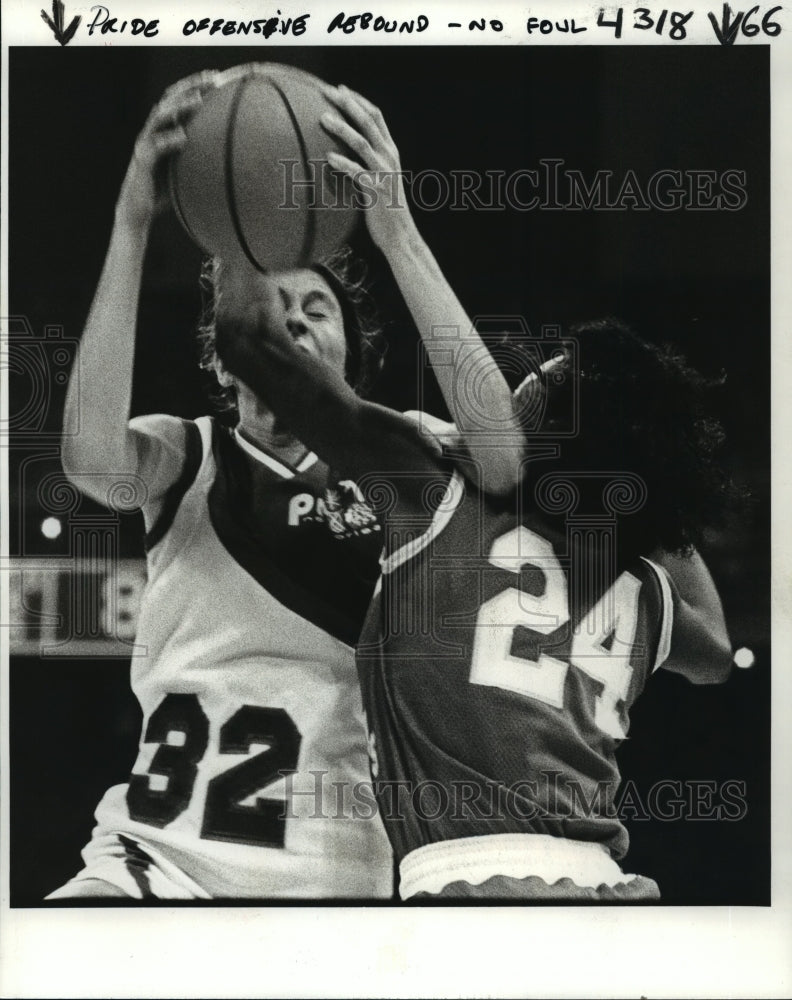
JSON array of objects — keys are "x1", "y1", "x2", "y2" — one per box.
[
  {"x1": 52, "y1": 70, "x2": 514, "y2": 900},
  {"x1": 215, "y1": 86, "x2": 735, "y2": 902}
]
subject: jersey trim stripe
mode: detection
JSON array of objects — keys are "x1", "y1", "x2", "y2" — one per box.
[
  {"x1": 381, "y1": 469, "x2": 465, "y2": 575},
  {"x1": 145, "y1": 421, "x2": 204, "y2": 551},
  {"x1": 641, "y1": 557, "x2": 674, "y2": 671},
  {"x1": 399, "y1": 833, "x2": 637, "y2": 900},
  {"x1": 233, "y1": 427, "x2": 318, "y2": 478},
  {"x1": 296, "y1": 451, "x2": 319, "y2": 473}
]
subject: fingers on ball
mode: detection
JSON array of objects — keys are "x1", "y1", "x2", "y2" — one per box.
[
  {"x1": 152, "y1": 91, "x2": 205, "y2": 130},
  {"x1": 148, "y1": 130, "x2": 188, "y2": 160},
  {"x1": 321, "y1": 112, "x2": 374, "y2": 162},
  {"x1": 164, "y1": 70, "x2": 220, "y2": 100},
  {"x1": 327, "y1": 150, "x2": 366, "y2": 180},
  {"x1": 341, "y1": 84, "x2": 387, "y2": 129},
  {"x1": 352, "y1": 92, "x2": 392, "y2": 143},
  {"x1": 326, "y1": 84, "x2": 387, "y2": 145}
]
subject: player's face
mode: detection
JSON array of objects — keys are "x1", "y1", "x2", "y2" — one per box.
[
  {"x1": 220, "y1": 262, "x2": 348, "y2": 377},
  {"x1": 269, "y1": 269, "x2": 348, "y2": 374}
]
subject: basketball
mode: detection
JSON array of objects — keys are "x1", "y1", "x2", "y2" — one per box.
[{"x1": 170, "y1": 64, "x2": 358, "y2": 271}]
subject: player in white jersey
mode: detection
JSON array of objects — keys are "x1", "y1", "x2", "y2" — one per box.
[
  {"x1": 50, "y1": 70, "x2": 507, "y2": 900},
  {"x1": 50, "y1": 70, "x2": 392, "y2": 900},
  {"x1": 54, "y1": 408, "x2": 395, "y2": 899}
]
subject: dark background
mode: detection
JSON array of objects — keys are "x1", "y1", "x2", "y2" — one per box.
[{"x1": 8, "y1": 45, "x2": 769, "y2": 905}]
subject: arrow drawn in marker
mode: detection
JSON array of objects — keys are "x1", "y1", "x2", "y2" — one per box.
[{"x1": 41, "y1": 0, "x2": 81, "y2": 46}]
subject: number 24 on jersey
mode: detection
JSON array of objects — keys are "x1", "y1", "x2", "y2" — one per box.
[{"x1": 470, "y1": 526, "x2": 642, "y2": 740}]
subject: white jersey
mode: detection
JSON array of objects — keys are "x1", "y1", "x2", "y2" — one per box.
[{"x1": 90, "y1": 417, "x2": 393, "y2": 898}]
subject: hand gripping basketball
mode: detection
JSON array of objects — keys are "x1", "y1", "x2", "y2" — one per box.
[
  {"x1": 117, "y1": 71, "x2": 220, "y2": 231},
  {"x1": 320, "y1": 85, "x2": 411, "y2": 255}
]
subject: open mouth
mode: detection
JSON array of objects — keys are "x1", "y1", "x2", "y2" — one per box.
[{"x1": 291, "y1": 335, "x2": 317, "y2": 358}]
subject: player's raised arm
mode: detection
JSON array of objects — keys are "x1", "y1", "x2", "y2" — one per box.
[
  {"x1": 320, "y1": 85, "x2": 523, "y2": 496},
  {"x1": 653, "y1": 548, "x2": 733, "y2": 685},
  {"x1": 61, "y1": 72, "x2": 217, "y2": 517}
]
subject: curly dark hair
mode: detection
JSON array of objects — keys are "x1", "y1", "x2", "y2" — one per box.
[
  {"x1": 197, "y1": 247, "x2": 385, "y2": 415},
  {"x1": 522, "y1": 318, "x2": 739, "y2": 557}
]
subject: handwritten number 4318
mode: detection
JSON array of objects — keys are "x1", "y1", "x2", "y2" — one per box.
[{"x1": 597, "y1": 5, "x2": 782, "y2": 42}]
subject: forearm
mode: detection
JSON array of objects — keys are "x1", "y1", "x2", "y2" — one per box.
[
  {"x1": 228, "y1": 321, "x2": 373, "y2": 471},
  {"x1": 63, "y1": 72, "x2": 211, "y2": 484},
  {"x1": 382, "y1": 216, "x2": 523, "y2": 490},
  {"x1": 319, "y1": 85, "x2": 522, "y2": 492},
  {"x1": 218, "y1": 311, "x2": 439, "y2": 482},
  {"x1": 62, "y1": 212, "x2": 149, "y2": 478}
]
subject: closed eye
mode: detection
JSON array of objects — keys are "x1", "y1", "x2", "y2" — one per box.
[{"x1": 303, "y1": 288, "x2": 338, "y2": 320}]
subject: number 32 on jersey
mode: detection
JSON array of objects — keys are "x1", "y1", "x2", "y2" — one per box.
[
  {"x1": 126, "y1": 696, "x2": 301, "y2": 847},
  {"x1": 470, "y1": 526, "x2": 641, "y2": 739}
]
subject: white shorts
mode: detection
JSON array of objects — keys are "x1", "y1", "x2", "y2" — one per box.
[
  {"x1": 399, "y1": 833, "x2": 660, "y2": 901},
  {"x1": 46, "y1": 833, "x2": 210, "y2": 900}
]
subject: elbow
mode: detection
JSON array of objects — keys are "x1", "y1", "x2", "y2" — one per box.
[
  {"x1": 687, "y1": 641, "x2": 734, "y2": 685},
  {"x1": 705, "y1": 620, "x2": 734, "y2": 684},
  {"x1": 60, "y1": 425, "x2": 104, "y2": 484},
  {"x1": 482, "y1": 469, "x2": 521, "y2": 499},
  {"x1": 663, "y1": 627, "x2": 734, "y2": 686},
  {"x1": 61, "y1": 394, "x2": 95, "y2": 484},
  {"x1": 711, "y1": 641, "x2": 735, "y2": 684},
  {"x1": 668, "y1": 598, "x2": 733, "y2": 685},
  {"x1": 471, "y1": 444, "x2": 525, "y2": 499},
  {"x1": 59, "y1": 437, "x2": 97, "y2": 504},
  {"x1": 60, "y1": 434, "x2": 83, "y2": 484},
  {"x1": 60, "y1": 425, "x2": 136, "y2": 504}
]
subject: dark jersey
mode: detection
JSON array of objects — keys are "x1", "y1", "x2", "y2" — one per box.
[
  {"x1": 208, "y1": 421, "x2": 384, "y2": 646},
  {"x1": 357, "y1": 469, "x2": 672, "y2": 866}
]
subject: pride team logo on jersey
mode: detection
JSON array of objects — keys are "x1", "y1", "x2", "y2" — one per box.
[{"x1": 288, "y1": 480, "x2": 381, "y2": 539}]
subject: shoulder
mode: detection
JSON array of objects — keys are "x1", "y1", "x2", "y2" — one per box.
[
  {"x1": 129, "y1": 413, "x2": 192, "y2": 453},
  {"x1": 401, "y1": 409, "x2": 521, "y2": 498},
  {"x1": 130, "y1": 414, "x2": 214, "y2": 470},
  {"x1": 130, "y1": 415, "x2": 210, "y2": 525}
]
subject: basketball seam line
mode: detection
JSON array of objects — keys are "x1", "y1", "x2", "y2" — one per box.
[
  {"x1": 225, "y1": 75, "x2": 267, "y2": 273},
  {"x1": 170, "y1": 147, "x2": 202, "y2": 250},
  {"x1": 269, "y1": 78, "x2": 316, "y2": 268}
]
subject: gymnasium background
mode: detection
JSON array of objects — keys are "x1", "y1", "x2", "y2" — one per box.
[{"x1": 7, "y1": 45, "x2": 769, "y2": 904}]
